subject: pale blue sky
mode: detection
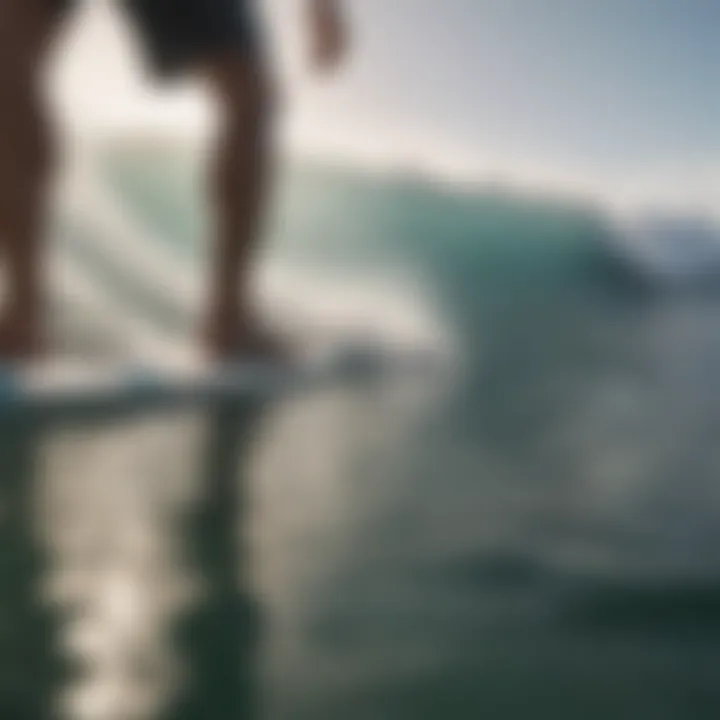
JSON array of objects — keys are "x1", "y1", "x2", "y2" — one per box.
[
  {"x1": 339, "y1": 0, "x2": 720, "y2": 167},
  {"x1": 57, "y1": 0, "x2": 720, "y2": 206}
]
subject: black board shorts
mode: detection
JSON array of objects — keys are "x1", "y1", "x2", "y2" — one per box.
[{"x1": 55, "y1": 0, "x2": 259, "y2": 78}]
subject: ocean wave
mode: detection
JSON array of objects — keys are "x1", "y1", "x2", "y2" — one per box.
[
  {"x1": 604, "y1": 212, "x2": 720, "y2": 288},
  {"x1": 62, "y1": 138, "x2": 720, "y2": 337}
]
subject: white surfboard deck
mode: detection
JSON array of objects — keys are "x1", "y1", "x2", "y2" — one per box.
[{"x1": 0, "y1": 341, "x2": 439, "y2": 416}]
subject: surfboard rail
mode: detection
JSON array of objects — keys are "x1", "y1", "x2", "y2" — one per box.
[{"x1": 0, "y1": 342, "x2": 444, "y2": 418}]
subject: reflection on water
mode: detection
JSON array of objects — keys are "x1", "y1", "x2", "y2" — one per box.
[
  {"x1": 4, "y1": 292, "x2": 720, "y2": 718},
  {"x1": 0, "y1": 404, "x2": 269, "y2": 720},
  {"x1": 0, "y1": 420, "x2": 65, "y2": 719},
  {"x1": 0, "y1": 376, "x2": 432, "y2": 720},
  {"x1": 160, "y1": 406, "x2": 262, "y2": 720}
]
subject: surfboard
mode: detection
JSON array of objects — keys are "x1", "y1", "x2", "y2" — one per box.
[
  {"x1": 29, "y1": 156, "x2": 447, "y2": 419},
  {"x1": 0, "y1": 341, "x2": 440, "y2": 417}
]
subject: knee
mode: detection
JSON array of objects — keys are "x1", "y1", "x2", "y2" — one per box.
[
  {"x1": 209, "y1": 63, "x2": 275, "y2": 202},
  {"x1": 217, "y1": 61, "x2": 276, "y2": 138}
]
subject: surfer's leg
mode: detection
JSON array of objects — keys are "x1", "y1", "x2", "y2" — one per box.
[
  {"x1": 0, "y1": 0, "x2": 68, "y2": 358},
  {"x1": 203, "y1": 54, "x2": 282, "y2": 359},
  {"x1": 124, "y1": 0, "x2": 282, "y2": 360}
]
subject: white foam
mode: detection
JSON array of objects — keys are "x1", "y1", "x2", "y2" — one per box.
[{"x1": 54, "y1": 150, "x2": 454, "y2": 365}]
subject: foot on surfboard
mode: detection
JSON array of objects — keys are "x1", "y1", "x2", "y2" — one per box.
[
  {"x1": 204, "y1": 320, "x2": 291, "y2": 366},
  {"x1": 0, "y1": 315, "x2": 44, "y2": 362}
]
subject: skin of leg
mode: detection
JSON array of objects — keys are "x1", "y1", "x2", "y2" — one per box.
[
  {"x1": 201, "y1": 52, "x2": 279, "y2": 360},
  {"x1": 0, "y1": 0, "x2": 65, "y2": 357}
]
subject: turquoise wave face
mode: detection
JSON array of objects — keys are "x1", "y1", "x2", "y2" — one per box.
[
  {"x1": 8, "y1": 143, "x2": 716, "y2": 719},
  {"x1": 100, "y1": 147, "x2": 624, "y2": 287}
]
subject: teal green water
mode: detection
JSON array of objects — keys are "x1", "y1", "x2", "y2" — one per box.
[{"x1": 2, "y1": 151, "x2": 720, "y2": 718}]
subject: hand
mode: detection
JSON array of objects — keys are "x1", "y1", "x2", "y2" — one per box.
[{"x1": 307, "y1": 0, "x2": 349, "y2": 73}]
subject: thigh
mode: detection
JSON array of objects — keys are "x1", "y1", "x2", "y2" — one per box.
[
  {"x1": 0, "y1": 0, "x2": 69, "y2": 67},
  {"x1": 123, "y1": 0, "x2": 261, "y2": 79},
  {"x1": 0, "y1": 0, "x2": 67, "y2": 202}
]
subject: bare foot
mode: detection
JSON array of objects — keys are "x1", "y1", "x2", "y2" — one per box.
[
  {"x1": 204, "y1": 319, "x2": 289, "y2": 364},
  {"x1": 0, "y1": 314, "x2": 43, "y2": 362}
]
